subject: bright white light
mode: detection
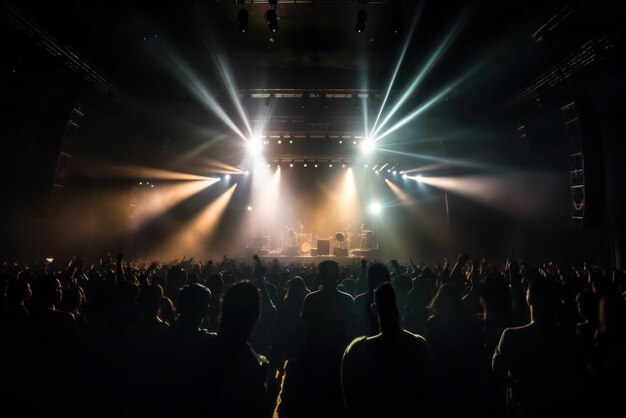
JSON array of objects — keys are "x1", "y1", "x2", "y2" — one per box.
[
  {"x1": 417, "y1": 175, "x2": 424, "y2": 182},
  {"x1": 393, "y1": 171, "x2": 397, "y2": 175},
  {"x1": 278, "y1": 140, "x2": 282, "y2": 144},
  {"x1": 329, "y1": 164, "x2": 333, "y2": 167},
  {"x1": 360, "y1": 138, "x2": 375, "y2": 155},
  {"x1": 342, "y1": 164, "x2": 346, "y2": 168},
  {"x1": 364, "y1": 164, "x2": 368, "y2": 168},
  {"x1": 247, "y1": 138, "x2": 263, "y2": 156},
  {"x1": 244, "y1": 170, "x2": 250, "y2": 175},
  {"x1": 290, "y1": 163, "x2": 294, "y2": 168},
  {"x1": 304, "y1": 163, "x2": 308, "y2": 167},
  {"x1": 402, "y1": 174, "x2": 408, "y2": 179},
  {"x1": 247, "y1": 206, "x2": 252, "y2": 211},
  {"x1": 224, "y1": 174, "x2": 231, "y2": 180},
  {"x1": 369, "y1": 201, "x2": 382, "y2": 215},
  {"x1": 314, "y1": 164, "x2": 318, "y2": 168}
]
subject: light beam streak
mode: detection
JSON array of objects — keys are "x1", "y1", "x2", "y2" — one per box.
[
  {"x1": 372, "y1": 14, "x2": 467, "y2": 139},
  {"x1": 370, "y1": 3, "x2": 424, "y2": 137},
  {"x1": 374, "y1": 63, "x2": 482, "y2": 142}
]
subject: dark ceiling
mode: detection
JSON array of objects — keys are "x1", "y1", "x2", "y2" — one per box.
[{"x1": 3, "y1": 0, "x2": 624, "y2": 169}]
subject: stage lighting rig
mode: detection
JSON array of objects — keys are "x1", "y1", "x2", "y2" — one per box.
[
  {"x1": 265, "y1": 8, "x2": 278, "y2": 33},
  {"x1": 355, "y1": 10, "x2": 367, "y2": 33}
]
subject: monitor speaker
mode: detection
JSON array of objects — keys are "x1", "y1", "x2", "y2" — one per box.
[
  {"x1": 317, "y1": 239, "x2": 330, "y2": 255},
  {"x1": 333, "y1": 247, "x2": 348, "y2": 257}
]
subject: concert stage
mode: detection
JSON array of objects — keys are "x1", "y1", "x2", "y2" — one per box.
[{"x1": 237, "y1": 248, "x2": 381, "y2": 265}]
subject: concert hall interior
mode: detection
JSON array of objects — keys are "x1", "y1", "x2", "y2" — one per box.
[
  {"x1": 1, "y1": 2, "x2": 626, "y2": 418},
  {"x1": 4, "y1": 0, "x2": 624, "y2": 265}
]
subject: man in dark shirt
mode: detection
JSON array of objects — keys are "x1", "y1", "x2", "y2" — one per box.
[
  {"x1": 493, "y1": 276, "x2": 586, "y2": 418},
  {"x1": 342, "y1": 282, "x2": 436, "y2": 418}
]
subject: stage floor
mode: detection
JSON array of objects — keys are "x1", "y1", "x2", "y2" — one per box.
[{"x1": 235, "y1": 249, "x2": 381, "y2": 265}]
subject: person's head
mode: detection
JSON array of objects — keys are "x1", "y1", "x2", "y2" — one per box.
[
  {"x1": 576, "y1": 290, "x2": 599, "y2": 324},
  {"x1": 6, "y1": 278, "x2": 31, "y2": 305},
  {"x1": 138, "y1": 284, "x2": 164, "y2": 319},
  {"x1": 286, "y1": 276, "x2": 308, "y2": 303},
  {"x1": 479, "y1": 272, "x2": 512, "y2": 317},
  {"x1": 166, "y1": 266, "x2": 188, "y2": 289},
  {"x1": 367, "y1": 263, "x2": 390, "y2": 292},
  {"x1": 64, "y1": 286, "x2": 86, "y2": 314},
  {"x1": 206, "y1": 273, "x2": 224, "y2": 298},
  {"x1": 32, "y1": 274, "x2": 62, "y2": 309},
  {"x1": 219, "y1": 282, "x2": 260, "y2": 342},
  {"x1": 374, "y1": 282, "x2": 401, "y2": 333},
  {"x1": 177, "y1": 283, "x2": 211, "y2": 327},
  {"x1": 526, "y1": 276, "x2": 560, "y2": 320},
  {"x1": 318, "y1": 260, "x2": 340, "y2": 289}
]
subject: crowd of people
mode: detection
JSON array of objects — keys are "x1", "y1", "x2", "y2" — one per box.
[{"x1": 1, "y1": 252, "x2": 624, "y2": 418}]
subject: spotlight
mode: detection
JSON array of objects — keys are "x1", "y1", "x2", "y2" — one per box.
[
  {"x1": 289, "y1": 140, "x2": 293, "y2": 144},
  {"x1": 314, "y1": 164, "x2": 318, "y2": 168},
  {"x1": 139, "y1": 182, "x2": 142, "y2": 185},
  {"x1": 402, "y1": 174, "x2": 408, "y2": 179},
  {"x1": 247, "y1": 138, "x2": 263, "y2": 156},
  {"x1": 247, "y1": 206, "x2": 252, "y2": 211},
  {"x1": 339, "y1": 140, "x2": 343, "y2": 144},
  {"x1": 360, "y1": 138, "x2": 375, "y2": 155},
  {"x1": 369, "y1": 201, "x2": 382, "y2": 215},
  {"x1": 244, "y1": 170, "x2": 250, "y2": 175},
  {"x1": 355, "y1": 10, "x2": 367, "y2": 33},
  {"x1": 238, "y1": 9, "x2": 248, "y2": 33},
  {"x1": 278, "y1": 139, "x2": 282, "y2": 144},
  {"x1": 387, "y1": 169, "x2": 391, "y2": 173},
  {"x1": 224, "y1": 174, "x2": 231, "y2": 180},
  {"x1": 329, "y1": 164, "x2": 333, "y2": 168},
  {"x1": 353, "y1": 140, "x2": 357, "y2": 145},
  {"x1": 304, "y1": 163, "x2": 307, "y2": 167},
  {"x1": 342, "y1": 164, "x2": 346, "y2": 168},
  {"x1": 267, "y1": 163, "x2": 271, "y2": 168},
  {"x1": 393, "y1": 170, "x2": 397, "y2": 175},
  {"x1": 416, "y1": 175, "x2": 424, "y2": 182},
  {"x1": 265, "y1": 9, "x2": 279, "y2": 33},
  {"x1": 290, "y1": 163, "x2": 293, "y2": 167}
]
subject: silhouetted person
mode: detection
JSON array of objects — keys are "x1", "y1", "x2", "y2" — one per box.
[
  {"x1": 211, "y1": 281, "x2": 268, "y2": 418},
  {"x1": 354, "y1": 263, "x2": 390, "y2": 336},
  {"x1": 164, "y1": 283, "x2": 216, "y2": 417},
  {"x1": 29, "y1": 274, "x2": 76, "y2": 415},
  {"x1": 402, "y1": 270, "x2": 435, "y2": 335},
  {"x1": 426, "y1": 283, "x2": 484, "y2": 417},
  {"x1": 493, "y1": 276, "x2": 587, "y2": 418},
  {"x1": 281, "y1": 260, "x2": 355, "y2": 418},
  {"x1": 342, "y1": 282, "x2": 436, "y2": 418},
  {"x1": 206, "y1": 273, "x2": 224, "y2": 331},
  {"x1": 274, "y1": 276, "x2": 309, "y2": 362}
]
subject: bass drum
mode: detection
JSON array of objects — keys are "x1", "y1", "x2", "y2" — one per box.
[{"x1": 299, "y1": 240, "x2": 312, "y2": 255}]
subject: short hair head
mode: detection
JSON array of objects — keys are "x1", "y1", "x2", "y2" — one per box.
[
  {"x1": 318, "y1": 260, "x2": 340, "y2": 287},
  {"x1": 177, "y1": 283, "x2": 211, "y2": 324},
  {"x1": 368, "y1": 263, "x2": 390, "y2": 291},
  {"x1": 220, "y1": 282, "x2": 260, "y2": 340}
]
